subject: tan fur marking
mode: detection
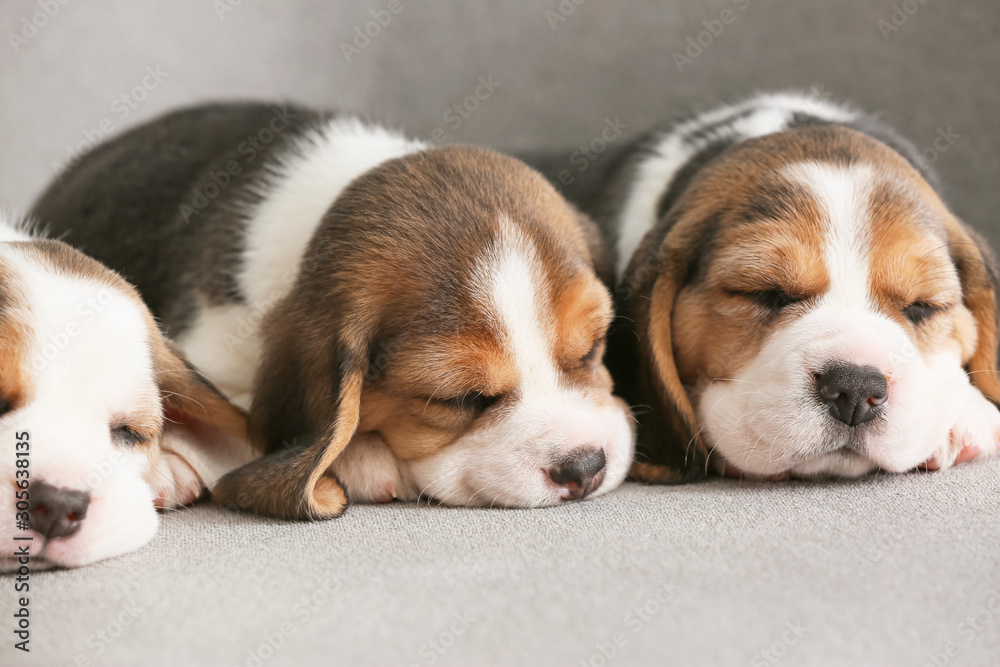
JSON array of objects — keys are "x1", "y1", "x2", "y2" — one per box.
[
  {"x1": 215, "y1": 146, "x2": 621, "y2": 518},
  {"x1": 0, "y1": 259, "x2": 30, "y2": 412},
  {"x1": 623, "y1": 124, "x2": 1000, "y2": 479}
]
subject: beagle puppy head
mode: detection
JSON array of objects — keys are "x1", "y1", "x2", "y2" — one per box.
[
  {"x1": 625, "y1": 126, "x2": 999, "y2": 481},
  {"x1": 213, "y1": 147, "x2": 633, "y2": 518},
  {"x1": 0, "y1": 222, "x2": 250, "y2": 569}
]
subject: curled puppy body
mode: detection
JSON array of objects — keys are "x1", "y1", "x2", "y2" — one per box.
[
  {"x1": 529, "y1": 92, "x2": 1000, "y2": 482},
  {"x1": 32, "y1": 103, "x2": 634, "y2": 518},
  {"x1": 0, "y1": 214, "x2": 250, "y2": 569}
]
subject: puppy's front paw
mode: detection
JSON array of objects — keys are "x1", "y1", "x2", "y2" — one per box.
[
  {"x1": 151, "y1": 451, "x2": 204, "y2": 509},
  {"x1": 328, "y1": 433, "x2": 406, "y2": 503},
  {"x1": 923, "y1": 386, "x2": 1000, "y2": 471}
]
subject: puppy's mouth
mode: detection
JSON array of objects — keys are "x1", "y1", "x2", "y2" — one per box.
[
  {"x1": 713, "y1": 440, "x2": 876, "y2": 481},
  {"x1": 715, "y1": 454, "x2": 789, "y2": 481}
]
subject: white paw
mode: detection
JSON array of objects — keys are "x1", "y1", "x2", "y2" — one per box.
[
  {"x1": 151, "y1": 451, "x2": 204, "y2": 509},
  {"x1": 328, "y1": 433, "x2": 406, "y2": 503},
  {"x1": 929, "y1": 385, "x2": 1000, "y2": 470}
]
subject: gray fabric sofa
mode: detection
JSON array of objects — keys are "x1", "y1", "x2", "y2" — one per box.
[{"x1": 2, "y1": 1, "x2": 998, "y2": 665}]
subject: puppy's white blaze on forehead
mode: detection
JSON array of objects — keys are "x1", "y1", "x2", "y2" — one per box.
[
  {"x1": 474, "y1": 215, "x2": 561, "y2": 395},
  {"x1": 392, "y1": 215, "x2": 633, "y2": 507},
  {"x1": 784, "y1": 162, "x2": 875, "y2": 312},
  {"x1": 17, "y1": 255, "x2": 156, "y2": 415}
]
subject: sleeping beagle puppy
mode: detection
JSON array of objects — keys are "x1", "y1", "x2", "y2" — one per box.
[
  {"x1": 0, "y1": 213, "x2": 250, "y2": 569},
  {"x1": 532, "y1": 91, "x2": 1000, "y2": 482},
  {"x1": 30, "y1": 103, "x2": 634, "y2": 519}
]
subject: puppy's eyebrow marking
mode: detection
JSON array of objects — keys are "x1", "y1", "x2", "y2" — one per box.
[
  {"x1": 783, "y1": 162, "x2": 874, "y2": 311},
  {"x1": 472, "y1": 215, "x2": 558, "y2": 396},
  {"x1": 742, "y1": 180, "x2": 814, "y2": 222}
]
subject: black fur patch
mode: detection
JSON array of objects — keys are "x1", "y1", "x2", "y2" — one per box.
[
  {"x1": 654, "y1": 139, "x2": 734, "y2": 221},
  {"x1": 30, "y1": 103, "x2": 326, "y2": 336}
]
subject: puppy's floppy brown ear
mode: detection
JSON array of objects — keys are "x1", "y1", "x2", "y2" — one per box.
[
  {"x1": 211, "y1": 292, "x2": 368, "y2": 520},
  {"x1": 575, "y1": 210, "x2": 616, "y2": 287},
  {"x1": 150, "y1": 336, "x2": 254, "y2": 489},
  {"x1": 945, "y1": 217, "x2": 1000, "y2": 403},
  {"x1": 616, "y1": 217, "x2": 709, "y2": 484}
]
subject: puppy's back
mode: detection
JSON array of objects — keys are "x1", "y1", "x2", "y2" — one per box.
[{"x1": 32, "y1": 103, "x2": 323, "y2": 333}]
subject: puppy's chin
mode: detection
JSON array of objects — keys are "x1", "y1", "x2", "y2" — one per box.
[
  {"x1": 400, "y1": 402, "x2": 634, "y2": 509},
  {"x1": 787, "y1": 450, "x2": 879, "y2": 479},
  {"x1": 0, "y1": 475, "x2": 160, "y2": 572},
  {"x1": 711, "y1": 435, "x2": 880, "y2": 480}
]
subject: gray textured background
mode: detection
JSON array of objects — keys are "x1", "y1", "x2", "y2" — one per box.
[
  {"x1": 1, "y1": 1, "x2": 999, "y2": 242},
  {"x1": 1, "y1": 1, "x2": 999, "y2": 666}
]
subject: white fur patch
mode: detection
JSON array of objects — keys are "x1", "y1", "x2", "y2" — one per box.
[
  {"x1": 0, "y1": 228, "x2": 160, "y2": 570},
  {"x1": 479, "y1": 217, "x2": 560, "y2": 398},
  {"x1": 693, "y1": 160, "x2": 987, "y2": 478},
  {"x1": 239, "y1": 118, "x2": 428, "y2": 307},
  {"x1": 0, "y1": 213, "x2": 247, "y2": 569},
  {"x1": 785, "y1": 162, "x2": 874, "y2": 312},
  {"x1": 401, "y1": 215, "x2": 634, "y2": 507},
  {"x1": 179, "y1": 119, "x2": 427, "y2": 404}
]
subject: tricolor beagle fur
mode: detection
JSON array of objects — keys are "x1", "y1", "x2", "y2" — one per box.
[
  {"x1": 31, "y1": 103, "x2": 634, "y2": 519},
  {"x1": 534, "y1": 91, "x2": 1000, "y2": 481},
  {"x1": 0, "y1": 214, "x2": 250, "y2": 569}
]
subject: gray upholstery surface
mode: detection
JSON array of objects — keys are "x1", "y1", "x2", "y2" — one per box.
[
  {"x1": 1, "y1": 1, "x2": 999, "y2": 665},
  {"x1": 9, "y1": 466, "x2": 1000, "y2": 667}
]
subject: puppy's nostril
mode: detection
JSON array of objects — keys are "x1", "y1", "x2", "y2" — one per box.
[
  {"x1": 816, "y1": 363, "x2": 889, "y2": 427},
  {"x1": 818, "y1": 384, "x2": 841, "y2": 402},
  {"x1": 28, "y1": 481, "x2": 90, "y2": 540},
  {"x1": 546, "y1": 448, "x2": 606, "y2": 501}
]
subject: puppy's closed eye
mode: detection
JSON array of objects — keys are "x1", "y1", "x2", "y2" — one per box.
[
  {"x1": 581, "y1": 339, "x2": 604, "y2": 366},
  {"x1": 731, "y1": 288, "x2": 805, "y2": 312},
  {"x1": 903, "y1": 301, "x2": 947, "y2": 326},
  {"x1": 438, "y1": 391, "x2": 501, "y2": 414},
  {"x1": 111, "y1": 423, "x2": 146, "y2": 447}
]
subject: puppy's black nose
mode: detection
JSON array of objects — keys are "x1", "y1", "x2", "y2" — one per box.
[
  {"x1": 546, "y1": 449, "x2": 606, "y2": 500},
  {"x1": 28, "y1": 481, "x2": 90, "y2": 539},
  {"x1": 816, "y1": 363, "x2": 888, "y2": 427}
]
